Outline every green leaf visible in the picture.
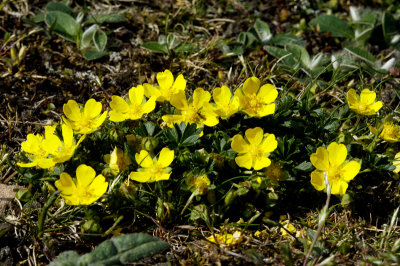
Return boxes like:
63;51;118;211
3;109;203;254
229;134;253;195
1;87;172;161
144;121;156;136
141;42;169;54
310;15;354;39
254;18;272;44
264;45;297;67
344;46;376;64
294;161;313;172
81;24;98;49
286;43;310;67
93;28;107;52
46;2;73;15
51;233;168;265
82;49;108;60
45;11;81;43
84;13;126;25
382;12;400;46
270;33;306;47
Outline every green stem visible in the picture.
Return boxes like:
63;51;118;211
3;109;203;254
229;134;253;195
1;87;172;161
37;190;60;238
303;177;332;266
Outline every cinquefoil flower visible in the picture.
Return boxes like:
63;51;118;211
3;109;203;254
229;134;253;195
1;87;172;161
144;69;186;102
347;89;383;116
63;99;107;134
17;126;57;169
310;142;360;195
55;164;108;205
104;147;132;175
130;148;174;183
50;124;86;164
162;88;219;129
207;231;242;246
234;77;278;117
109;85;157;122
231;127;277;170
212;85;239;119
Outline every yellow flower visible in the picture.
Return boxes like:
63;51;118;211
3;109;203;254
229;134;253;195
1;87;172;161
17;126;57;169
234;77;278;117
143;69;186;102
55;164;108;205
63;99;107;134
109;85;157;122
212;85;239;119
104;147;132;175
207;231;242;246
185;173;211;195
231;127;277;170
347;88;383;116
129;148;174;182
280;220;297;236
162;88;219;129
393;152;400;174
50;124;86;164
310;142;361;195
374;122;400;143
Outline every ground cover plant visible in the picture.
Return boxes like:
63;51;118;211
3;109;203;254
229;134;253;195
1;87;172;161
1;0;400;265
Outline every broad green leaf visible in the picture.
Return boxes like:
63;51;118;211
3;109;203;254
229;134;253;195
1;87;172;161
382;12;399;45
84;13;126;25
286;43;310;67
254;18;272;44
270;33;306;47
81;24;98;49
49;251;80;266
264;45;296;67
45;11;81;43
294;161;313;172
82;49;108;60
93;28;107;52
46;2;73;15
141;42;169;54
344;46;375;64
310;15;354;39
144;121;156;136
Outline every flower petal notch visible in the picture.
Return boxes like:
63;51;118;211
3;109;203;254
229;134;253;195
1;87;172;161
62;99;107;134
55;164;108;205
309;142;361;195
347;88;383;116
234;77;278;117
129;148;174;183
143;69;186;103
231;127;277;170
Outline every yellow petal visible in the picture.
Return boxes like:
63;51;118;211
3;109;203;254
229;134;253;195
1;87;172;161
245;127;264;146
256;103;276;117
155;172;171;181
37;158;56;169
369;101;383;113
55;172;76;195
242;77;260;95
327;142;347;167
62;124;74;148
76;164;96;188
393;152;400;173
346;89;358;106
193;88;211;108
129;171;151;182
157;148;174;168
253;156;271;170
84;99;102;119
340;161;360;181
359;89;376;105
129;85;144;107
259;133;278;153
310;147;329;171
110;96;129;113
213;86;231;107
169;91;188;110
310;171;325;191
88;174;108;199
109;110;127;122
63;100;81;121
157;69;174;91
172;74;186;93
143;83;161;99
135;150;153;168
231;134;250;154
141;97;157;114
258;84;278;103
330;180;348;195
235;154;253;169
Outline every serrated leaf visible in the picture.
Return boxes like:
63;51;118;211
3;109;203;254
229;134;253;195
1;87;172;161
83;49;108;60
84;13;126;25
310;15;354;39
254;18;272;44
294;161;313;172
45;11;81;43
81;24;98;49
344;46;375;64
93;28;107;52
165;126;179;144
46;2;73;15
141;42;169;54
